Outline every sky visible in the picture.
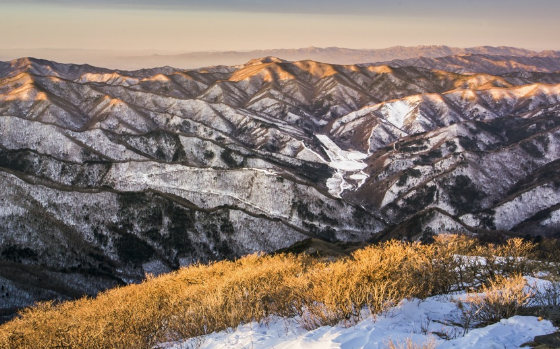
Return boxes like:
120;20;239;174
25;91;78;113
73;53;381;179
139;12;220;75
0;0;559;53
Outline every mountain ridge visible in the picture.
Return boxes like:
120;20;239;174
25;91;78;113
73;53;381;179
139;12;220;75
1;54;560;322
1;45;552;70
372;52;560;74
118;45;543;69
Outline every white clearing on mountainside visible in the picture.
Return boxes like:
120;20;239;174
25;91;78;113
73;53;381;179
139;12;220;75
315;134;369;197
379;98;419;130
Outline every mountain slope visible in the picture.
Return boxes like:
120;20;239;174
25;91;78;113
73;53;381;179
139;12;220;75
1;55;560;320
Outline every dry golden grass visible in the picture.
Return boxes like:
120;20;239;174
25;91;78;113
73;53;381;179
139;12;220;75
385;337;437;349
0;235;542;348
457;273;535;329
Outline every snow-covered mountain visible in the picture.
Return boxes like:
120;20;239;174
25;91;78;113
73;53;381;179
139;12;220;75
1;54;560;321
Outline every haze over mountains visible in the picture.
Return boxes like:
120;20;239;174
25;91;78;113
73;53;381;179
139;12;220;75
1;47;560;321
0;45;552;70
375;51;560;74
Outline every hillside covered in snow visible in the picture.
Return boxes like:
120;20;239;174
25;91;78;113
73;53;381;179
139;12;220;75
1;51;560;319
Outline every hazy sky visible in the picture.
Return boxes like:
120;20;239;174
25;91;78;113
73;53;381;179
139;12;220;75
1;0;559;52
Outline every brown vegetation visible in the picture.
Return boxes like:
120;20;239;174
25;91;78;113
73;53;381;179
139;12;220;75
385;337;437;349
457;274;534;329
0;235;551;349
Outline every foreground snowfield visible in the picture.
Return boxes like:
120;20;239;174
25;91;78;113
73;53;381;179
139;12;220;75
160;278;557;349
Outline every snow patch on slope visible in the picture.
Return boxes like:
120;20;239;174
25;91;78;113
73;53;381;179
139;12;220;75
379;98;420;130
316;134;369;197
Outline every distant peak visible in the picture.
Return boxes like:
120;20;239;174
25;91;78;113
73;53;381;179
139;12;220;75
245;56;289;66
10;57;50;66
535;50;560;58
9;57;36;67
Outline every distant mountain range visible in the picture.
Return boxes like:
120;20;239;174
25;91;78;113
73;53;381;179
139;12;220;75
1;45;554;70
1;48;560;321
372;51;560;74
116;45;541;70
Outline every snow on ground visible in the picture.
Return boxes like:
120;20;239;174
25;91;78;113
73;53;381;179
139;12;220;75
159;277;557;349
315;134;369;197
379;99;419;130
437;317;551;349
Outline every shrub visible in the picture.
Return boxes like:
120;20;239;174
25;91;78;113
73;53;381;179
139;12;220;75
531;280;560;308
457;274;534;330
0;235;541;348
534;238;560;277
